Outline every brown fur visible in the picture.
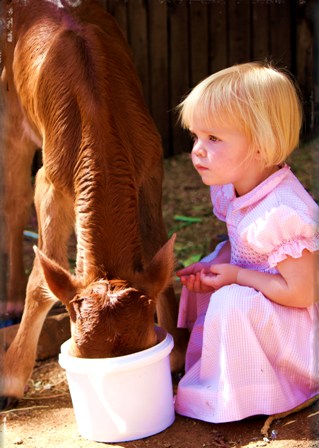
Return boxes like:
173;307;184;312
0;0;187;398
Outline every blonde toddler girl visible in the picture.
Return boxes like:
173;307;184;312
175;62;319;422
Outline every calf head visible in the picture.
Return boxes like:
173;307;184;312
34;236;176;358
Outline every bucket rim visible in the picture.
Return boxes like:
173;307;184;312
58;325;174;374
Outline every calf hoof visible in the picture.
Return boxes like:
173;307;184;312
0;396;18;411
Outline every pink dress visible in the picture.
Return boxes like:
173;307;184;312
175;165;319;423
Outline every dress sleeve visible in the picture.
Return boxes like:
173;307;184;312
241;205;319;267
210;185;234;221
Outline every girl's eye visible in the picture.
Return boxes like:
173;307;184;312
209;135;220;142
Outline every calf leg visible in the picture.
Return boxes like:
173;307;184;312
1;167;74;398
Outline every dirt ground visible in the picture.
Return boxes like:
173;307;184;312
1;357;319;448
1;139;319;448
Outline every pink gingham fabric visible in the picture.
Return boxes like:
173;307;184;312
175;165;319;422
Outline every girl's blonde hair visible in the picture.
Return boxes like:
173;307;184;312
178;62;303;167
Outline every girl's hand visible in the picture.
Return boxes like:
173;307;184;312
176;240;232;293
179;270;216;294
200;263;240;290
177;262;216;293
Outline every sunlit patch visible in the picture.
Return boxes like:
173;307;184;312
45;0;82;8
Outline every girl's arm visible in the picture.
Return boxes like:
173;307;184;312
201;249;318;308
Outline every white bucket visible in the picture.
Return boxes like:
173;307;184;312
59;326;175;443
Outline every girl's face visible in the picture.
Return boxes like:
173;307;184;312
189;115;269;196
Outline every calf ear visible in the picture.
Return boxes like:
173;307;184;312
33;246;77;305
135;234;176;299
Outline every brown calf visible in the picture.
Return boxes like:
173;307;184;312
0;0;187;400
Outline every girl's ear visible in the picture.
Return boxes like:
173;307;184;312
33;246;77;306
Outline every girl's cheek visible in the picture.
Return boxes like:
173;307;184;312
191;154;198;168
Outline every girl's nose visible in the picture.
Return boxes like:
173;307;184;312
192;140;206;157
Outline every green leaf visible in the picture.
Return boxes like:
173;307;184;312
174;215;202;223
181;253;202;267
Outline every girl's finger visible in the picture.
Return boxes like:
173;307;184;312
176;264;198;276
185;274;196;291
192;272;202;291
177;262;209;277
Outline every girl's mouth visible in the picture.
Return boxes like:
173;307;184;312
194;164;209;172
